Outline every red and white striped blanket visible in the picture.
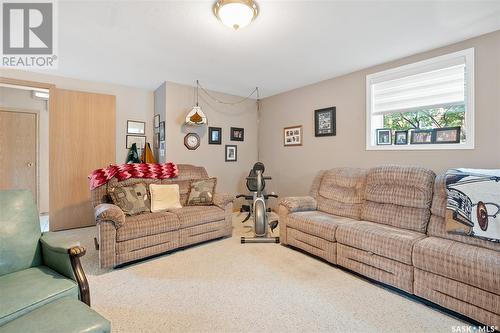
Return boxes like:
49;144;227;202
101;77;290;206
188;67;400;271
88;163;178;190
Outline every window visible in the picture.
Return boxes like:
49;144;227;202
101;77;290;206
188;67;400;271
366;48;474;150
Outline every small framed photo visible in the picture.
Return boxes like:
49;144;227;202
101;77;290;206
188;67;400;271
230;127;244;141
225;145;237;162
394;130;408;145
376;128;392;145
154;114;160;128
314;107;336;137
126;135;146;149
159;121;165;141
433;126;461;144
159;141;165;157
410;129;433;144
127;120;145;135
154;133;160;148
209;127;222;145
284;125;303;146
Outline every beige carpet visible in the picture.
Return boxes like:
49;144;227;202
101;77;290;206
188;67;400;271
58;214;465;333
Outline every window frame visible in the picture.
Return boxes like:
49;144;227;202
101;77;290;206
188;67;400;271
365;48;475;151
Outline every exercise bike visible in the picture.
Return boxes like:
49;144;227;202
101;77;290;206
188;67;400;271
236;162;280;244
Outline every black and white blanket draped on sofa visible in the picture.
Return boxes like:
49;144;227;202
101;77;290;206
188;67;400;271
445;168;500;243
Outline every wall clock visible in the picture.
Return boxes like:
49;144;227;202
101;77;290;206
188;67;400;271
184;133;200;150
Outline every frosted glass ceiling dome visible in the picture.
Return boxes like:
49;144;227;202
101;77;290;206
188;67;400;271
213;0;259;30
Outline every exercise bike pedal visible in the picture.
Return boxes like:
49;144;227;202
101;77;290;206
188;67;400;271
240;205;250;212
269;220;279;233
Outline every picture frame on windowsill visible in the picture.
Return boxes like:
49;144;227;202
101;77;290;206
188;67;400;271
394;130;408;145
376;128;392;145
410;129;434;144
433;126;461;144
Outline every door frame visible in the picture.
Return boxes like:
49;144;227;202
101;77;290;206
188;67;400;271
0;107;40;207
0;78;55;214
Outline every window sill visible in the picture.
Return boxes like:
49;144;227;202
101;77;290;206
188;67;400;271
366;143;474;151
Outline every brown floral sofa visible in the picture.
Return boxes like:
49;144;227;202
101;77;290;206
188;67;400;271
91;164;233;268
279;166;499;327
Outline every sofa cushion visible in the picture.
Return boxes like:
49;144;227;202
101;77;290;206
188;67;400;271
117;212;180;242
0;297;111;333
413;237;500;295
316;168;367;220
336;220;426;264
149;184;182;212
107;183;150;216
287;211;355;242
171;206;225;228
429;175;500;252
160;179;191;206
361;166;435;232
186;178;217;206
0;266;79;326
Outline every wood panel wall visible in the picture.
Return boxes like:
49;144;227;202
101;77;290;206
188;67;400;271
50;89;115;231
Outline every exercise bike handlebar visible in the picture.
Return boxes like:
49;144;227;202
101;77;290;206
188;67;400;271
246;176;272;180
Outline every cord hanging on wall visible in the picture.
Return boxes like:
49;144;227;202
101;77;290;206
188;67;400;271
197;80;259;106
185;80;260;126
185;80;208;126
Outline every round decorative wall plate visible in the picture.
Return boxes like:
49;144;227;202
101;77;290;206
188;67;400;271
184;133;200;150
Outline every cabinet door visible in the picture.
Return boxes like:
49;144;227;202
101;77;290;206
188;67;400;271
50;89;115;231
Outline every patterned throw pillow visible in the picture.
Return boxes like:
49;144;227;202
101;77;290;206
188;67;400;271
107;183;150;216
186;178;217;206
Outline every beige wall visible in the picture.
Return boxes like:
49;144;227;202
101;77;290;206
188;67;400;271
1;69;154;164
0;87;49;213
259;31;500;199
157;81;258;195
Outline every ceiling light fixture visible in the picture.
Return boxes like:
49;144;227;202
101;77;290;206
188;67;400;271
213;0;259;30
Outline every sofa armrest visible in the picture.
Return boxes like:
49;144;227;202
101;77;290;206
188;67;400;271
279;196;317;213
40;233;90;306
213;193;235;209
95;203;125;229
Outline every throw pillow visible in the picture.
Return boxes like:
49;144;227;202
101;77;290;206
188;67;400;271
186;178;217;206
445;168;500;243
149;184;182;212
107;183;150;216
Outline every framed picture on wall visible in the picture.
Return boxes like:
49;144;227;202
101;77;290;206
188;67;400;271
159;121;165;141
230;127;244;141
127;120;145;135
225;145;237;162
283;125;303;146
154;133;160;148
314;107;336;137
209;127;222;144
154;114;160;128
126;135;146;149
159;141;165;157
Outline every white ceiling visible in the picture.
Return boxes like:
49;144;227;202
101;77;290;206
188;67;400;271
44;0;500;97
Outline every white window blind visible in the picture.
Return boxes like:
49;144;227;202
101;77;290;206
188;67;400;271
366;48;474;150
371;62;466;115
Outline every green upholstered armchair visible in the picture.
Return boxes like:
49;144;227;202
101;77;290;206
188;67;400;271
0;190;90;326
